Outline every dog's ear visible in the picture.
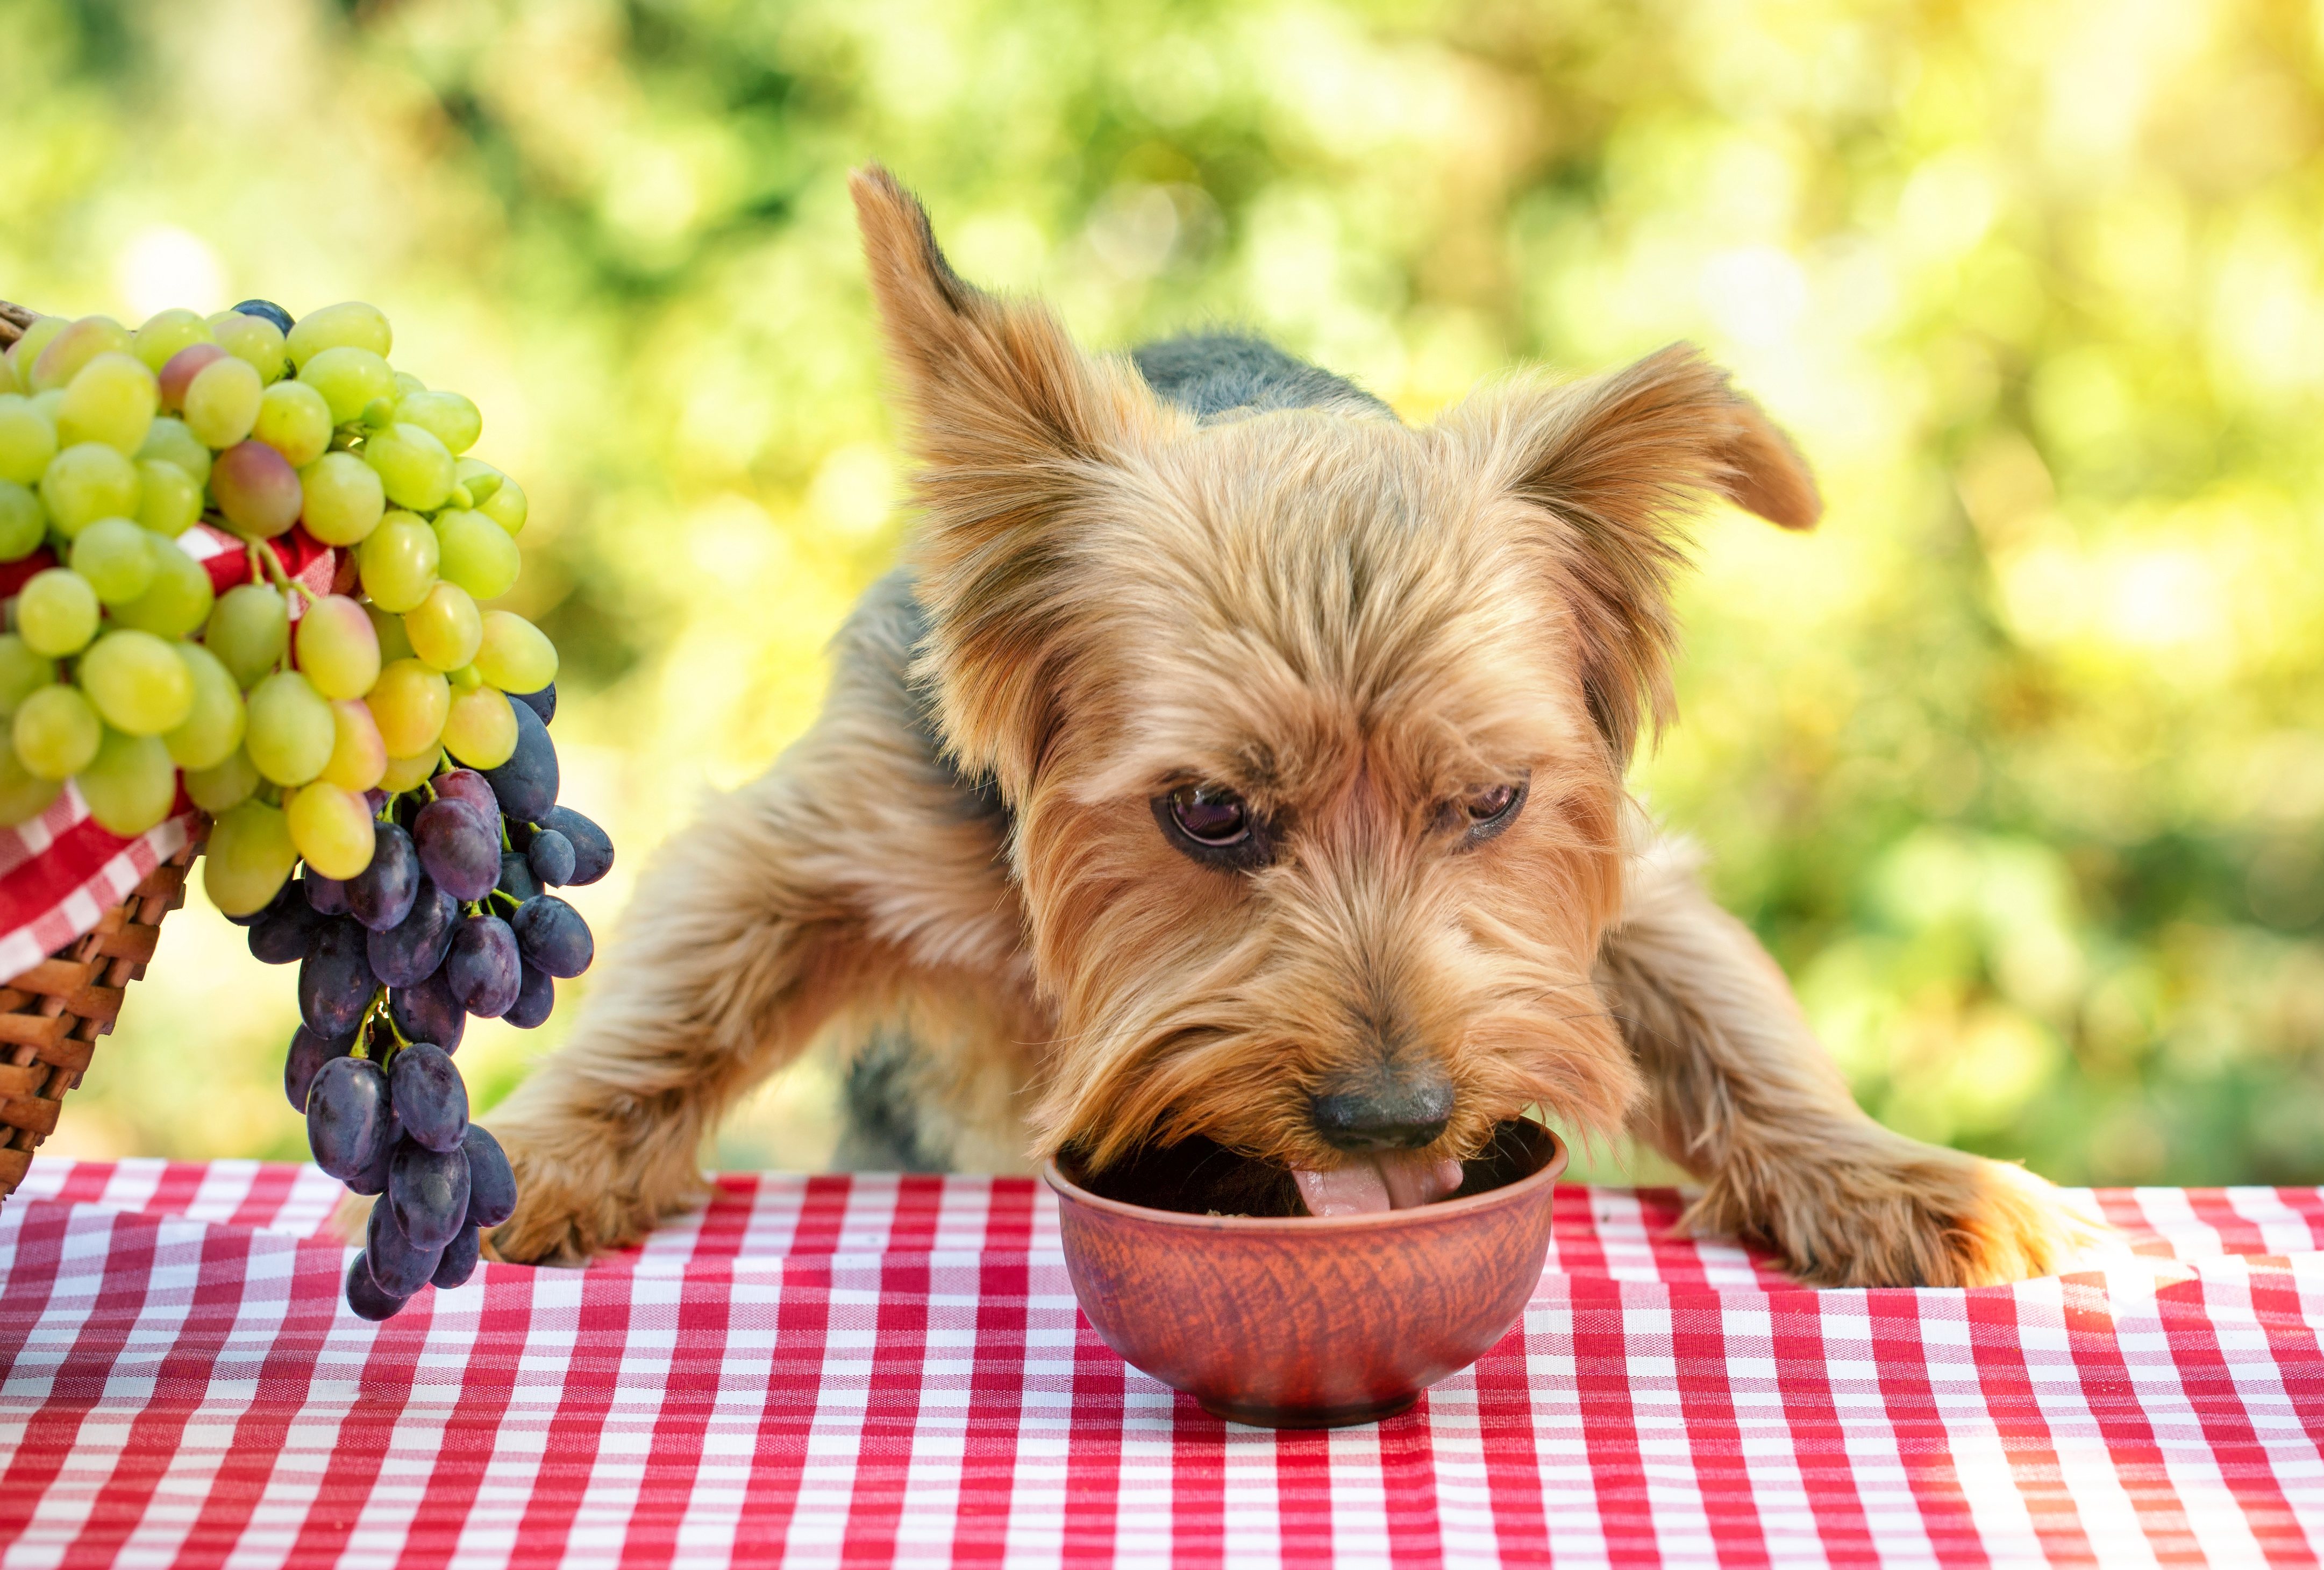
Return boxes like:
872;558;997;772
850;165;1156;797
1483;343;1819;768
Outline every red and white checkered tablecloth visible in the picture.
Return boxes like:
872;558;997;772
2;1160;2322;1567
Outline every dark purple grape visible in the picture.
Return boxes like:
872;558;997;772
390;1042;468;1153
232;299;295;334
250;897;326;965
298;918;378;1039
345;1252;410;1321
497;851;540;904
483;698;557;821
284;1025;355;1112
445;914;521;1018
505;961;553;1029
390;1140;472;1252
348;822;419;933
366;1188;443;1295
510;683;554;724
368;879;458;988
432;1225;481;1289
345;1113;397;1196
414;798;499;903
304;875;350;916
432;768;498;819
307;1055;391;1183
511;894;592;979
537;807;612;886
527;829;575;887
389;968;465;1056
463;1124;517;1228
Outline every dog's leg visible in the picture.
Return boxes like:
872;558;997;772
489;574;1023;1264
1598;840;2098;1287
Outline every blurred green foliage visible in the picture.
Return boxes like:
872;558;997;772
4;0;2322;1185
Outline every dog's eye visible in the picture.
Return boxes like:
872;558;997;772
1152;785;1272;870
1171;785;1249;843
1453;777;1527;845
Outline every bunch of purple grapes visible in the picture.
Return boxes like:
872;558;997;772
236;683;611;1319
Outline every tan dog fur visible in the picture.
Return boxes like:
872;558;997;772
487;167;2096;1287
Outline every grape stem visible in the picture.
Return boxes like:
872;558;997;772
247;539;319;607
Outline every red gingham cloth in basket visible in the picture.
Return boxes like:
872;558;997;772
2;1160;2322;1566
0;792;199;983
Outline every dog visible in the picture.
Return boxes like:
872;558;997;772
487;165;2093;1286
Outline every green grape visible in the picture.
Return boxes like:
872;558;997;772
184;746;259;813
391;372;427;397
320;698;387;791
132;309;213;374
183;356;263;449
448;662;483;691
244;669;334;785
355;510;439;612
0;739;61;827
365;601;415;664
39;442;139;536
30;318;131;394
474;609;558;694
287;780;376;878
298;345;394;424
112;536;216;639
30;389;65;422
77;728;176;836
69;518;156;605
210;312;287;383
362;422;455;512
12;684;100;778
16;569;99;657
285;302;392;368
0;637;55;719
404;581;482;673
380;752;437;794
6;318;66;386
433;508;521;601
135;417;211;484
56;353;158;455
157;344;226;411
365;658;450;758
79;629;195;735
393;390;482;455
204;583;290;687
294;594;381;699
0;481;44;562
165;642;244;770
210;441;302;538
0;394;60;485
203;797;297;916
441;685;517;769
296;451;385;545
0;356;13;398
476;471;525;535
134;457;202;536
252;379;332;467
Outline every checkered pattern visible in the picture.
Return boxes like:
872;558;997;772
2;1160;2321;1567
0;797;198;985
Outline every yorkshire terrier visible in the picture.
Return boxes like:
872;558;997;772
488;166;2092;1285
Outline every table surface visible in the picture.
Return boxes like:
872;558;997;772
1;1159;2321;1568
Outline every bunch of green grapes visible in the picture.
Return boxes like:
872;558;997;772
0;301;559;916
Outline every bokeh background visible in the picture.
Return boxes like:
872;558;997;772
5;0;2322;1186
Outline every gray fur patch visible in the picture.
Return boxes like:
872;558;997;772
1132;333;1394;422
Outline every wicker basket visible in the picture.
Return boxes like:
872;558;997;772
0;300;209;1204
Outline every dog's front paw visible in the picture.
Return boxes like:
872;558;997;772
486;1117;707;1267
1687;1148;2106;1288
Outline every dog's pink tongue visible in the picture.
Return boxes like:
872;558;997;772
1293;1155;1464;1217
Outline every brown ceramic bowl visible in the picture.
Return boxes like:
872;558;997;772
1044;1119;1566;1428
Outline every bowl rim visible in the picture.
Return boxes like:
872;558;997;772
1040;1119;1569;1234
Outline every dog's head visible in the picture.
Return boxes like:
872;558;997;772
851;167;1817;1196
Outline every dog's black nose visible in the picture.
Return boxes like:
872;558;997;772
1310;1071;1453;1152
